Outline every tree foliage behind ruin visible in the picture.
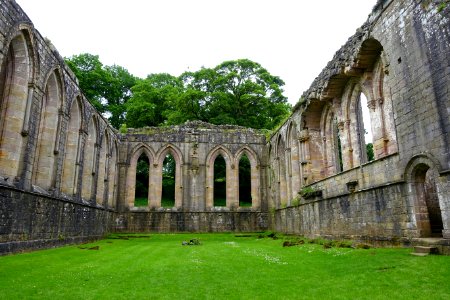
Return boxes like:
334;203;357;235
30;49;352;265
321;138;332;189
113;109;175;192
66;54;291;131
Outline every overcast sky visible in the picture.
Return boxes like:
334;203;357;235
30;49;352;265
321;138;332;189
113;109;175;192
16;0;376;105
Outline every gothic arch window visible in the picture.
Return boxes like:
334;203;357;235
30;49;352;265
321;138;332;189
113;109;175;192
155;145;183;208
206;146;233;208
341;39;397;167
61;97;82;196
236;147;260;209
135;152;150;207
358;92;374;162
161;153;176;207
213;154;227;207
320;105;343;176
126;145;154;208
0;30;35;182
238;153;252;207
32;69;62;190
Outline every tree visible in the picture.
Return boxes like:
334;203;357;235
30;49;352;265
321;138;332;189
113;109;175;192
65;53;136;128
208;59;291;129
126;73;182;127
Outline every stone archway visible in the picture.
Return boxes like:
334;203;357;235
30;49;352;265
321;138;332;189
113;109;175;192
405;156;444;238
414;165;443;237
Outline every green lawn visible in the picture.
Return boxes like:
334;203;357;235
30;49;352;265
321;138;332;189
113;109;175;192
134;197;175;207
1;233;449;299
137;197;253;208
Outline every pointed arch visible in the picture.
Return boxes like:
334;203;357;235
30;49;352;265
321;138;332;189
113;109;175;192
340;38;397;166
235;146;261;209
205;145;234;208
154;144;183;208
32;68;63;190
0;28;36;182
81;116;98;200
125;145;155;208
61;96;83;196
320;103;343;176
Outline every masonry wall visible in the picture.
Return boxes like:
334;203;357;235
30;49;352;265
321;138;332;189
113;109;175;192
0;186;111;253
270;0;450;243
0;0;118;254
113;122;269;232
113;212;268;233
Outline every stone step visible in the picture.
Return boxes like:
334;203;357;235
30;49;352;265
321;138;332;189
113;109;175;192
413;246;438;254
410;252;429;257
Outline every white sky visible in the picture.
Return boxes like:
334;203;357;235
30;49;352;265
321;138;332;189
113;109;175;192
16;0;376;105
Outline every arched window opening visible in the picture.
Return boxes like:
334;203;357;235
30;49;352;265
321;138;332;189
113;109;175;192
213;155;226;207
134;153;149;207
359;93;374;162
162;154;175;207
238;154;252;207
334;118;344;172
414;166;443;237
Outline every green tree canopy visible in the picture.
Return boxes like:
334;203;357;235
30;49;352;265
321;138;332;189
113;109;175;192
65;53;136;128
66;54;291;131
163;59;291;130
126;73;182;128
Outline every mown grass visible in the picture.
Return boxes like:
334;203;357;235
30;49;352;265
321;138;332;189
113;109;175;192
134;197;175;207
1;233;450;299
137;197;253;208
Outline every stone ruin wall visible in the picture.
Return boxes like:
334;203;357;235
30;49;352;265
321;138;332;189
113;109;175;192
113;122;269;232
1;0;450;254
269;0;450;245
0;0;118;253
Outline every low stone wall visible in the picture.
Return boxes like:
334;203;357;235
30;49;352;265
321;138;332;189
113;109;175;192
112;211;269;232
0;186;112;254
272;182;408;242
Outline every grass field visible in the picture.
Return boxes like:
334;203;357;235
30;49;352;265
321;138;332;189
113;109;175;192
1;233;450;299
135;197;253;208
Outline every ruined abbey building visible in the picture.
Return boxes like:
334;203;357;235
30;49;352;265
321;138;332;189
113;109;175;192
1;0;449;254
